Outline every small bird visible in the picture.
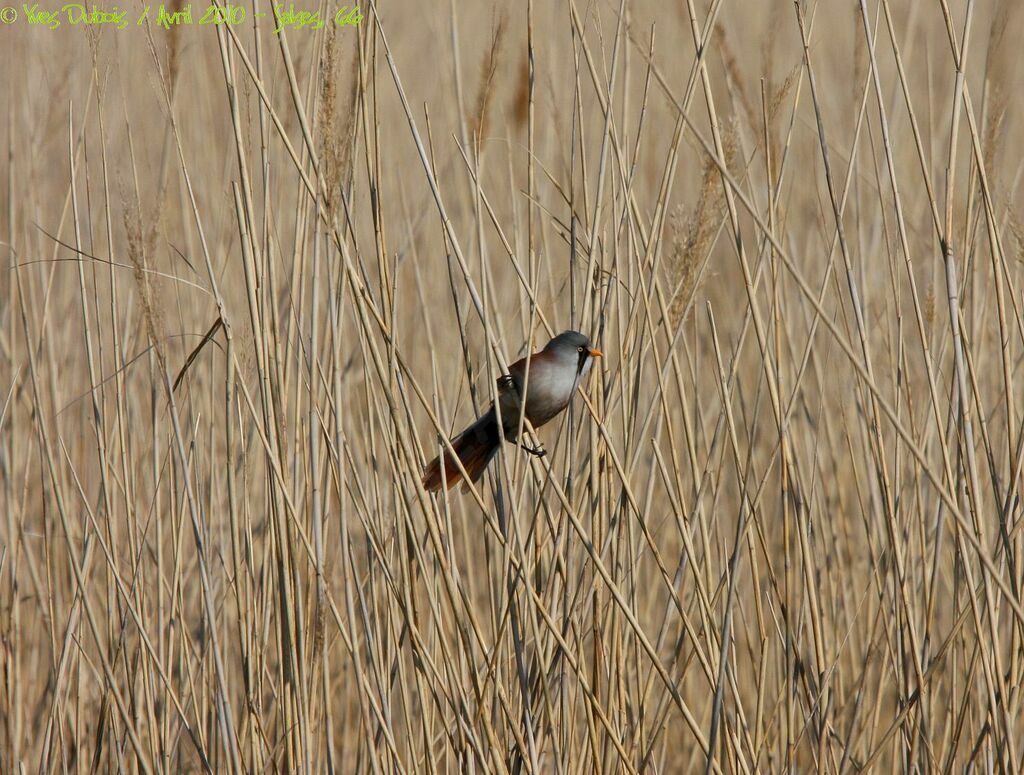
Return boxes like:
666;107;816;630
422;330;603;492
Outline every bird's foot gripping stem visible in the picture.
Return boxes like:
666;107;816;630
519;442;546;458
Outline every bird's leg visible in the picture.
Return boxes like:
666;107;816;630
497;378;545;456
501;432;546;457
518;442;546;458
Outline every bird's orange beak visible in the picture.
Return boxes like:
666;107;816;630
589;347;603;358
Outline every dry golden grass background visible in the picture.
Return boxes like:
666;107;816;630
3;0;1024;771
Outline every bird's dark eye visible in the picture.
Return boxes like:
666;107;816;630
578;345;584;353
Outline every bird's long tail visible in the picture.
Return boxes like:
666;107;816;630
422;408;501;492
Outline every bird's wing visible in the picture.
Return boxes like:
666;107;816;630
498;353;531;393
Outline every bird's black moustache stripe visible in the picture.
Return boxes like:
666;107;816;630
577;350;588;375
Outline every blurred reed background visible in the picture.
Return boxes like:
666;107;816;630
2;0;1024;770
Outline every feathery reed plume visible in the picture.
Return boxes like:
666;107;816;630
511;50;530;132
765;64;799;162
666;122;738;328
981;4;1010;177
318;27;358;212
121;183;166;373
165;0;185;93
714;26;756;132
923;282;935;330
469;13;507;145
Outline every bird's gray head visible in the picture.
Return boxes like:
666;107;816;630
544;330;603;375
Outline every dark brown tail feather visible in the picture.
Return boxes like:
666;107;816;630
422;409;500;492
